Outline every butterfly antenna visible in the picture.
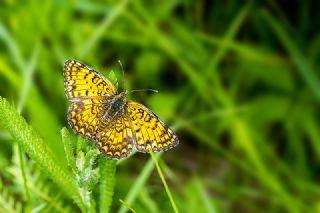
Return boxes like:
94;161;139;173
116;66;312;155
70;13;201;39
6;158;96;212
129;89;159;94
118;60;126;90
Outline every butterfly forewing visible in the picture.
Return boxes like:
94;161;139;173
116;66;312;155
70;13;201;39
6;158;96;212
127;101;179;152
64;60;116;99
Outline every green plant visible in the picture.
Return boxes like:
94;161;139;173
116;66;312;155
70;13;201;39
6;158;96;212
1;1;320;212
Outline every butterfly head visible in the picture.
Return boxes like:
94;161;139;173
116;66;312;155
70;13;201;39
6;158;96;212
118;91;128;100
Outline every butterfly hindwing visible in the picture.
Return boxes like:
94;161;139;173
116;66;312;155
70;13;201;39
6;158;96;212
128;101;179;152
64;60;116;99
95;116;134;159
67;98;111;139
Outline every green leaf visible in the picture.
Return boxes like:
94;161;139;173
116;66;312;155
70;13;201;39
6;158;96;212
99;157;117;213
0;97;87;212
108;69;119;88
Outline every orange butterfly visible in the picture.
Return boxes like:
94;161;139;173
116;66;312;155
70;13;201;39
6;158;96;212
64;60;178;159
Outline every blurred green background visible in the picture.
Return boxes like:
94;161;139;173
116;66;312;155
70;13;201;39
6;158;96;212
1;0;320;212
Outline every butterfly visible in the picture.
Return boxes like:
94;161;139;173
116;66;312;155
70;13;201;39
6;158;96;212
64;60;179;159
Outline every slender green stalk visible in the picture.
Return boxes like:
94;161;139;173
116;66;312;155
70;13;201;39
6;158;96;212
16;42;40;211
206;2;252;107
79;0;130;58
206;2;252;78
17;43;40;113
0;23;25;71
149;149;179;213
197;32;285;65
118;153;161;213
18;146;30;206
119;199;136;213
99;157;117;213
194;178;216;213
138;188;160;213
262;10;320;100
123;5;210;105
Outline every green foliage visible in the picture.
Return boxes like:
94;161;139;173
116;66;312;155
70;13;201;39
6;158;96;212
118;153;162;213
99;157;117;213
149;148;179;213
108;69;119;89
1;0;320;212
6;144;72;212
0;97;73;190
61;127;118;213
0;97;84;210
0;178;22;213
0;98;119;212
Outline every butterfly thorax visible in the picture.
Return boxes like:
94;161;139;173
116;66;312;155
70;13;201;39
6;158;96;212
111;91;127;110
100;91;128;128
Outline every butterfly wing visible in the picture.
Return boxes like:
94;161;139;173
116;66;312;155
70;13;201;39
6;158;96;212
64;60;116;100
67;98;114;140
95;116;135;159
127;101;179;153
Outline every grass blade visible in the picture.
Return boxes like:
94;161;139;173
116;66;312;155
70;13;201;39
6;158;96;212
117;153;161;213
262;10;320;100
79;0;130;58
149;149;179;213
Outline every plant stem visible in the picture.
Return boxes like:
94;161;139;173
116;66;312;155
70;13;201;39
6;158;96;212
149;149;179;213
99;157;117;213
